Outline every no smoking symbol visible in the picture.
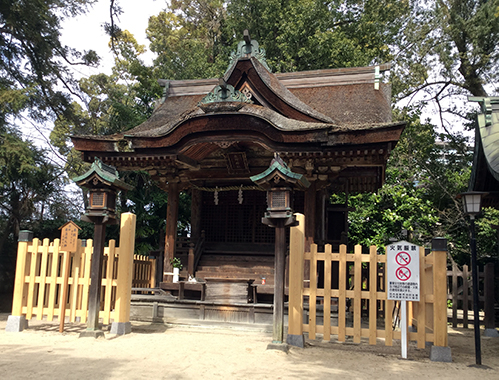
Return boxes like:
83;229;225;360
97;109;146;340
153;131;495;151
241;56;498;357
396;267;411;281
395;252;411;266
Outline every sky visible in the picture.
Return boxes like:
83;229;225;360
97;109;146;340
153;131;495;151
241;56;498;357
60;0;168;78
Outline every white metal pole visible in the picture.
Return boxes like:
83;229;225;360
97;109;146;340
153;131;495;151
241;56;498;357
401;300;407;359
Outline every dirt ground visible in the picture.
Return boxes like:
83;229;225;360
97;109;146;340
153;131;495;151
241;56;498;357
0;313;498;380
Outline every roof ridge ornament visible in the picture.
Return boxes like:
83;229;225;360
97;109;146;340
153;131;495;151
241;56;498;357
225;30;271;74
199;78;253;105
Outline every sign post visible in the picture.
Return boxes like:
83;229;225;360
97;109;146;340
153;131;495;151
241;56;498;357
387;241;420;359
58;221;81;333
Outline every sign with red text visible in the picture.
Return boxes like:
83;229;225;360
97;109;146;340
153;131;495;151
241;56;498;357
387;241;420;301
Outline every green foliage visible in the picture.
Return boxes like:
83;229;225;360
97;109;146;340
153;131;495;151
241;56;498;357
476;207;499;260
118;172;168;255
347;110;475;262
0;0;99;126
392;0;499;116
226;0;409;72
348;184;438;249
170;257;183;269
0;128;78;255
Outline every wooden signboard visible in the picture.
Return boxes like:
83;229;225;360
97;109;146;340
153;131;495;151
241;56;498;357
59;221;81;252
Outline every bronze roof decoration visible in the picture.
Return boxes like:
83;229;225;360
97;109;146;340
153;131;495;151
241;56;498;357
70;31;405;194
226;29;271;74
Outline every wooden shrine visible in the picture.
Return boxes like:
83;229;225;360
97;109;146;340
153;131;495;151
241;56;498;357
71;32;405;291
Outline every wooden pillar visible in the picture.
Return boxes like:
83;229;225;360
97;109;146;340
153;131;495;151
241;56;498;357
191;188;202;243
304;181;316;286
273;219;286;344
84;222;106;335
429;237;452;362
316;189;326;245
163;182;179;283
287;213;305;347
304;181;316;251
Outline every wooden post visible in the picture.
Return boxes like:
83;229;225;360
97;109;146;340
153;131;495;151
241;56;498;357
11;234;31;317
111;213;136;335
82;222;106;337
188;243;195;275
304;181;316;282
5;231;32;332
429;238;452;362
463;264;469;328
272;219;286;344
190;188;202;243
287;213;305;347
304;181;316;249
416;246;426;349
452;262;458;327
58;250;71;332
483;263;498;335
164;181;179;283
433;239;448;346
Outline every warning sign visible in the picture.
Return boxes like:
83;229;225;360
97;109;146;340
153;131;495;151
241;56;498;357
387;241;420;301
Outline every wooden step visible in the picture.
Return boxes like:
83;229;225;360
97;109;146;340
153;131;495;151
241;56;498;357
194;271;275;284
198;254;274;263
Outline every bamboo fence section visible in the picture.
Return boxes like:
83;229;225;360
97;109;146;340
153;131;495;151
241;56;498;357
10;213;143;326
288;214;449;349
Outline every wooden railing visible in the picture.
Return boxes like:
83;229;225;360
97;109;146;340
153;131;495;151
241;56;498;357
192;231;205;274
132;255;156;288
9;213;136;327
447;261;495;329
288;214;449;349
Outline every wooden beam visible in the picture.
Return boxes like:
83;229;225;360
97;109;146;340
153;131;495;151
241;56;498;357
175;154;200;169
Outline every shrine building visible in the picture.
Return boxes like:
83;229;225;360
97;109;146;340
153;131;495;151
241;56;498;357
71;33;405;290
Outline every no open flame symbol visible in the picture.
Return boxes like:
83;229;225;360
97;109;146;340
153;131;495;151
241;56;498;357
395;252;411;282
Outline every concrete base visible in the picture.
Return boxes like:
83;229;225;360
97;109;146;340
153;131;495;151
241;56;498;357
5;315;28;332
79;330;106;339
484;328;499;338
110;321;132;335
286;334;305;348
267;342;289;353
430;346;452;362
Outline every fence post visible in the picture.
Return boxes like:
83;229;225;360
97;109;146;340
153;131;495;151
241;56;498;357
6;231;33;332
111;212;137;335
430;238;452;362
150;257;157;288
483;263;499;337
188;243;194;275
287;213;305;347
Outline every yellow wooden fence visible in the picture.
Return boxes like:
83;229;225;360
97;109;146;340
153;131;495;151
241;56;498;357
10;213;140;326
288;214;448;349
